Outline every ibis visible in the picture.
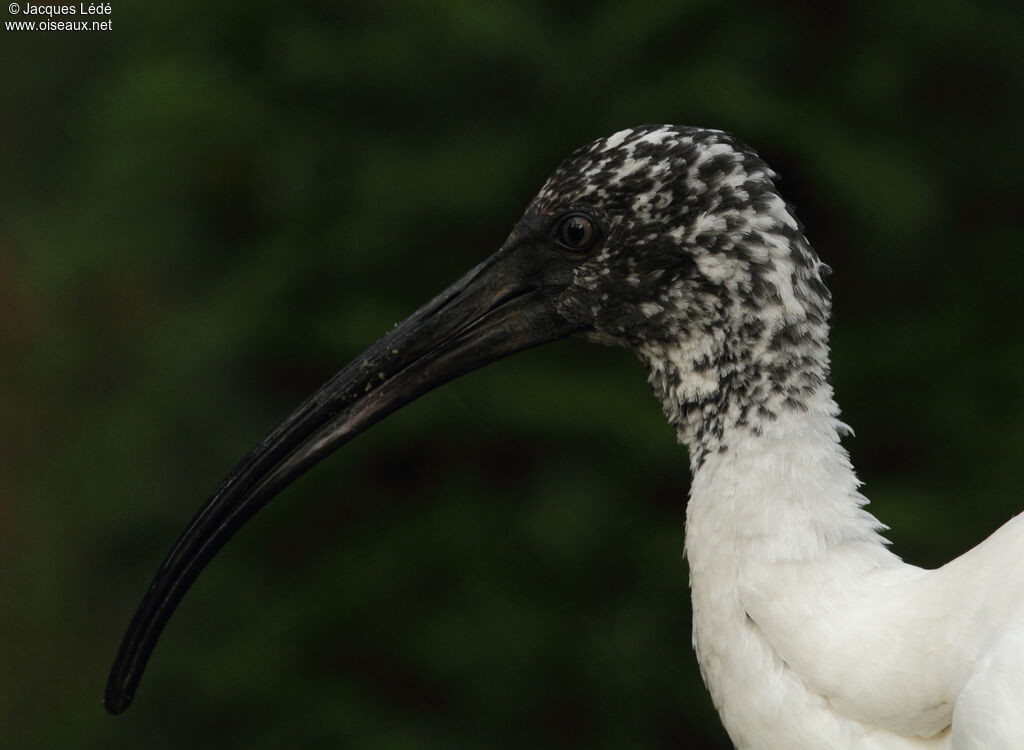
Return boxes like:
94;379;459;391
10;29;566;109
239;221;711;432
105;126;1024;748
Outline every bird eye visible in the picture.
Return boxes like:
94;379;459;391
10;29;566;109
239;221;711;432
556;213;598;253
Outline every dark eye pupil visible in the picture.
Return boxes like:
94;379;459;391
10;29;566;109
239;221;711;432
560;215;594;250
566;219;587;245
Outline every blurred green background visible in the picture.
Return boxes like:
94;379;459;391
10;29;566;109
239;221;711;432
3;1;1024;748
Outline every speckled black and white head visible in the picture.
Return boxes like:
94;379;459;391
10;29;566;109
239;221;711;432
524;125;835;467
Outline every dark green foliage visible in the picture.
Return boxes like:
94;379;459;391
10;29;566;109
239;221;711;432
2;2;1023;747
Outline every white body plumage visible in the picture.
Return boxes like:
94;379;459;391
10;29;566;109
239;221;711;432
687;401;1024;749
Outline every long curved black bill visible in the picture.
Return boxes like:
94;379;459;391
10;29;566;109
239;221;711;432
104;240;581;714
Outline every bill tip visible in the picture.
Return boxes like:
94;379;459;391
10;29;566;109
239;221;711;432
102;690;132;715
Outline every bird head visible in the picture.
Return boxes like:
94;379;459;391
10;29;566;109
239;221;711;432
516;126;834;450
535;125;830;345
105;125;833;713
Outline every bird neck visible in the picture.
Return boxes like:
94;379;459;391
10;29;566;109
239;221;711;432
641;306;837;464
686;388;888;562
641;321;889;560
675;359;900;750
